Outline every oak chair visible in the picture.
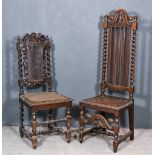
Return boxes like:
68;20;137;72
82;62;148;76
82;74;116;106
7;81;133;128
17;33;72;149
79;9;138;153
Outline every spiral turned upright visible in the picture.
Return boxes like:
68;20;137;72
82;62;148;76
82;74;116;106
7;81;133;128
100;28;108;95
130;30;137;98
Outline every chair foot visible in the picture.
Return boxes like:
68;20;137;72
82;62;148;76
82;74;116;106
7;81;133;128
66;108;72;143
113;141;118;153
113;115;120;153
130;133;134;140
48;109;53;131
32;136;37;149
66;131;71;143
19;127;24;138
129;104;134;141
19;102;24;138
79;108;84;143
31;112;38;149
79;132;83;143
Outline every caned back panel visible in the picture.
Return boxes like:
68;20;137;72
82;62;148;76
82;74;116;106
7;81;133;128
107;27;131;87
100;9;138;96
17;33;52;89
28;42;44;81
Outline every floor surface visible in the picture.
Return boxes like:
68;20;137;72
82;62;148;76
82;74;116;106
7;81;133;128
2;126;152;155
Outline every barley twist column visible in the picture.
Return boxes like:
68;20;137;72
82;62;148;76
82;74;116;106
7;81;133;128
79;108;84;143
66;107;72;143
31;112;38;149
100;23;108;96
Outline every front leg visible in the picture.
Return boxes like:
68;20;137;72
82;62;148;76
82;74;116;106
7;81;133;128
129;105;134;140
48;109;53;131
66;107;72;143
79;108;84;143
31;112;38;149
113;113;120;153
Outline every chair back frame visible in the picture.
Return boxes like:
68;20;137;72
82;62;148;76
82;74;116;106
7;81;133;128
17;33;53;95
100;9;138;98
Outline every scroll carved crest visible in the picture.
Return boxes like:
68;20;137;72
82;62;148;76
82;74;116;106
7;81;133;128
104;9;137;28
17;33;51;51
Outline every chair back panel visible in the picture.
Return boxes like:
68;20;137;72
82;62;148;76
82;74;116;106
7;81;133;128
17;33;52;93
100;9;138;97
28;42;44;81
107;27;131;87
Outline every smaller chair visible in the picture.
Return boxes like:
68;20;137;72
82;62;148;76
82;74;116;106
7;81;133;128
17;33;72;149
79;9;138;153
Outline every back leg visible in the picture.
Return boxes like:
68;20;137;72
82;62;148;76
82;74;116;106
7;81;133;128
79;108;84;143
19;102;24;138
128;105;134;140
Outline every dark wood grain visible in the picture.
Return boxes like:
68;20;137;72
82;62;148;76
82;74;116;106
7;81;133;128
17;33;72;149
79;9;138;153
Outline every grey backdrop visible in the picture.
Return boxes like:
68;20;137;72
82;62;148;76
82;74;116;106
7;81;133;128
2;0;152;128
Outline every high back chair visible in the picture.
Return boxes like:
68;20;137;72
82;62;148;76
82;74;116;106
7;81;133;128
79;9;138;153
17;33;72;149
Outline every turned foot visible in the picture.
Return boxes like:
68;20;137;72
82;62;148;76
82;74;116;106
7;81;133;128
66;108;72;143
32;136;37;149
129;104;134;141
19;102;24;138
113;141;118;153
66;131;71;143
48;109;53;131
19;127;24;138
31;112;38;149
113;114;120;153
79;109;84;143
130;133;134;140
79;132;83;143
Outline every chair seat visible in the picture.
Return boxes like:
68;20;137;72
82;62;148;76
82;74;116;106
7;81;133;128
20;92;72;107
80;95;132;110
